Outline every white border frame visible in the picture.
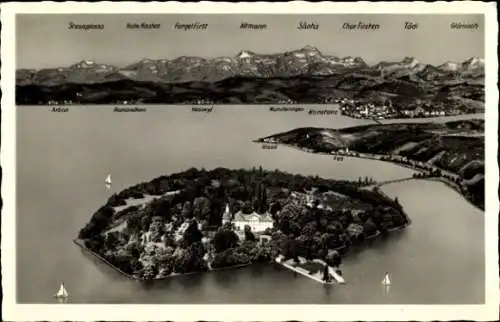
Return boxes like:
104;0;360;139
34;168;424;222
1;1;499;321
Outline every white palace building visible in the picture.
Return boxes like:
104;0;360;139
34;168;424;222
222;203;274;233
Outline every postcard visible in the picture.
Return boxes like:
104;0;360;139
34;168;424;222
1;1;498;321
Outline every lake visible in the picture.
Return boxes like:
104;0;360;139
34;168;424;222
16;106;484;304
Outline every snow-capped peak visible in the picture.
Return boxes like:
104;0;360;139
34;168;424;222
71;60;97;69
438;61;460;71
331;56;365;67
462;57;485;69
301;45;320;52
341;56;355;64
353;57;365;64
236;50;254;59
401;56;419;67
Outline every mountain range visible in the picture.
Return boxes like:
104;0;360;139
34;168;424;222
16;46;485;105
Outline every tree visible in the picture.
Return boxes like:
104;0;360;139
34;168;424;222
270;201;282;215
183;220;203;246
173;242;208;273
85;234;105;252
326;249;341;267
392;213;406;227
131;258;144;274
213;228;239;253
181;201;193;219
105;231;120;250
107;193;127;207
141;216;152;232
242;201;253;214
277;217;292;235
155;247;174;273
283;238;299;260
362;218;378;237
257;184;268;213
244;225;256;242
319;233;331;250
142;264;158;279
79;206;115;238
322;264;331;282
125;240;143;258
109;248;136;274
163;234;176;248
149;218;165;242
301;221;317;238
193;197;211;220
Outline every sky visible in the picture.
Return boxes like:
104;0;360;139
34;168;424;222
16;14;485;69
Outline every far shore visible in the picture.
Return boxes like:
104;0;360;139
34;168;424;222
19;104;484;122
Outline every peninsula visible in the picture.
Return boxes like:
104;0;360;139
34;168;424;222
255;119;484;210
76;167;410;281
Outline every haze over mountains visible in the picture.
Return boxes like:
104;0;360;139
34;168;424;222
16;46;485;105
17;46;485;86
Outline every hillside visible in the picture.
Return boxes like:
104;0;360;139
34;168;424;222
256;119;485;209
16;73;484;108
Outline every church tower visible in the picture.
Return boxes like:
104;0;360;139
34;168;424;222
222;203;232;224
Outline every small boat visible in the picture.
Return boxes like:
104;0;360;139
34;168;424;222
382;272;391;286
105;174;112;185
54;282;69;299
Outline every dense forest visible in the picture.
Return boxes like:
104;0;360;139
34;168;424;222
78;167;410;280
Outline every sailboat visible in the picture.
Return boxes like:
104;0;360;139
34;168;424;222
54;282;69;299
105;174;112;185
382;272;391;286
105;174;112;190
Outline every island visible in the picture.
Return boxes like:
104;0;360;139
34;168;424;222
255;119;484;210
76;167;410;281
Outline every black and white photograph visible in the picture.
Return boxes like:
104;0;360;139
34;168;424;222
1;2;498;321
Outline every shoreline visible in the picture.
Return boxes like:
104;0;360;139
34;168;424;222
75;219;409;283
73;238;251;281
377;173;482;211
275;218;409;285
266;142;482;211
76;166;411;283
275;259;335;285
16;104;485;121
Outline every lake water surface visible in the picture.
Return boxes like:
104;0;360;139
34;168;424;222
16;106;484;304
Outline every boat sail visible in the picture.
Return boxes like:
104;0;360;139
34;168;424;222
54;282;69;298
382;273;391;286
105;174;112;185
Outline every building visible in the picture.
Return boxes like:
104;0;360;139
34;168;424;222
290;191;317;208
222;203;274;233
414;106;426;116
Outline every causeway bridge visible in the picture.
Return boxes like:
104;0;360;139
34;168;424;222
362;176;415;190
